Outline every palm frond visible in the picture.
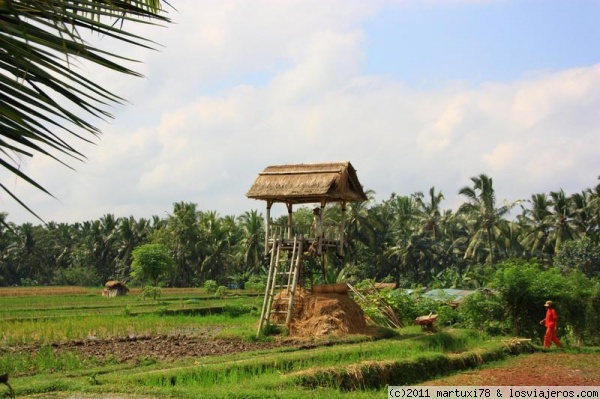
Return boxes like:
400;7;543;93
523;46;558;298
0;0;171;219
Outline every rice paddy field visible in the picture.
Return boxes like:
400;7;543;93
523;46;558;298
0;286;571;399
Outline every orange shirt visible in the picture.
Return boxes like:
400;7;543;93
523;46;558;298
545;307;558;328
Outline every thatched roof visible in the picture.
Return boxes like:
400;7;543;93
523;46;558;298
105;280;127;289
246;162;368;205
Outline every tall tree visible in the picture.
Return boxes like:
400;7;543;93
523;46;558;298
546;189;577;254
519;193;553;258
413;187;445;240
0;0;170;216
115;216;151;279
587;177;600;242
458;174;513;267
156;202;202;287
237;210;265;277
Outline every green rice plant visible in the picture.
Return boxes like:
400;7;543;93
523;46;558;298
118;328;487;392
0;345;89;376
288;340;535;391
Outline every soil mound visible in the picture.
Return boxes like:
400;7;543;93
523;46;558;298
272;286;372;337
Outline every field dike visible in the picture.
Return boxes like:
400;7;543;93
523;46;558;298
288;339;535;391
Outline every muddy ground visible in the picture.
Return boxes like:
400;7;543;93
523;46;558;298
7;333;328;364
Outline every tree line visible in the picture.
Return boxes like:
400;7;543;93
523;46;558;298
1;173;599;288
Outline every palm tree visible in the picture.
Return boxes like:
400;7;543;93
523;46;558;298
237;210;264;276
587;177;600;242
546;189;577;254
0;0;170;217
115;216;151;279
519;193;553;257
458;174;513;267
0;213;19;285
570;190;594;238
413;187;445;240
163;202;202;287
345;189;378;262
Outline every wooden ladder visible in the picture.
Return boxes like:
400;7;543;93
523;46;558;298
256;236;303;337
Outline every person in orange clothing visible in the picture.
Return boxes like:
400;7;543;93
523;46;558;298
539;300;563;348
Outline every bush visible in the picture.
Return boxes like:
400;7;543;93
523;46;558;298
141;286;162;301
223;303;253;317
585;282;600;345
245;275;266;292
215;285;229;298
459;259;600;345
457;289;507;335
204;280;218;294
489;259;558;338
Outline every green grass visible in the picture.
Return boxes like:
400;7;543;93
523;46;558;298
0;292;262;346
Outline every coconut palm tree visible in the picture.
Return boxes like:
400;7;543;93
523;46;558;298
237;210;265;276
0;0;170;217
413;187;445;240
345;189;378;261
519;193;553;257
458;174;513;267
546;189;577;254
587;177;600;242
115;216;151;279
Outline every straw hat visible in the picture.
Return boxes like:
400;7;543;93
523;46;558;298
544;300;553;307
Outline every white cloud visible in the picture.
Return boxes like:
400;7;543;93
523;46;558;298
2;1;599;223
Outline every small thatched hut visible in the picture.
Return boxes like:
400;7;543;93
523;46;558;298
102;280;129;297
246;161;367;205
246;161;368;256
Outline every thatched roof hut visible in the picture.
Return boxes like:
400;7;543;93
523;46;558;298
102;280;129;297
246;161;367;205
247;162;368;257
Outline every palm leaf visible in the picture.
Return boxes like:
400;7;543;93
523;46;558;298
0;0;171;220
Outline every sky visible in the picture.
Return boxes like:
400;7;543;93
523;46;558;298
2;0;599;224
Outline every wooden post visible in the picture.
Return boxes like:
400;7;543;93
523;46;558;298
286;203;293;240
265;201;272;256
318;202;325;255
339;201;346;256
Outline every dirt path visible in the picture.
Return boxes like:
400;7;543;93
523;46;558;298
425;352;600;386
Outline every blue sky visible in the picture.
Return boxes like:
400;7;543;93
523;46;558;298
1;0;599;224
365;1;600;87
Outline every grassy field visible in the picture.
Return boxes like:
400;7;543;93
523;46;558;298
0;286;540;398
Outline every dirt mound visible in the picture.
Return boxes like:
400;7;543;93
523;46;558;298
272;287;373;337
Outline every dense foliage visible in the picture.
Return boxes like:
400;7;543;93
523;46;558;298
1;175;599;290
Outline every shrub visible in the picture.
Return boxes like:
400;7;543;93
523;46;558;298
489;259;555;338
141;286;162;301
204;280;218;294
245;275;266;292
585;282;600;345
457;289;507;335
215;285;229;298
223;304;252;317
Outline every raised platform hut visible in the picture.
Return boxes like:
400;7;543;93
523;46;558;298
246;161;368;257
